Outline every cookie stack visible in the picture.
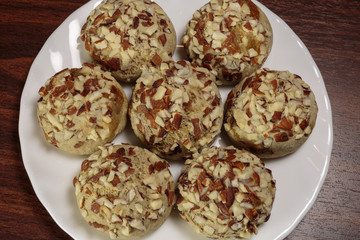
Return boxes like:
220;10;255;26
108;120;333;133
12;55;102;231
36;0;318;239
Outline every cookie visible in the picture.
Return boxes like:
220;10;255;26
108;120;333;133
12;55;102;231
37;63;128;155
81;0;176;83
73;144;176;239
224;68;318;158
176;146;276;239
182;0;273;85
128;60;223;159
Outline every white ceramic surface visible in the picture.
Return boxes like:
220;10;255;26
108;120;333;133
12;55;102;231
19;0;333;239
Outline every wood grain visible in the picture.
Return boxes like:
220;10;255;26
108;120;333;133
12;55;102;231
0;0;359;239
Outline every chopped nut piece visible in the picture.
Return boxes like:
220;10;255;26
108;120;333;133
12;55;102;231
151;53;162;66
150;199;163;210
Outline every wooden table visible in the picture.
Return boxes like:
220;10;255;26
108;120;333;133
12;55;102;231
1;0;359;239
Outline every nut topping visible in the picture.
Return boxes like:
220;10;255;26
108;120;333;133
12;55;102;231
74;144;175;239
129;60;223;159
37;63;128;155
182;0;273;85
177;146;276;239
224;68;318;158
81;0;176;82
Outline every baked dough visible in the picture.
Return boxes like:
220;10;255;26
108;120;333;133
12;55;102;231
37;63;128;155
81;0;176;83
182;0;273;85
128;60;223;159
224;68;318;158
176;146;276;239
74;144;176;239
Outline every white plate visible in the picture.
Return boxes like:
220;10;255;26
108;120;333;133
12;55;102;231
19;0;333;239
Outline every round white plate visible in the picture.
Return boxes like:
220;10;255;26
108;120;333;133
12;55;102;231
19;0;333;239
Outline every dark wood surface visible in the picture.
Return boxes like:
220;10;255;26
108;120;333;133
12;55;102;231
1;0;359;239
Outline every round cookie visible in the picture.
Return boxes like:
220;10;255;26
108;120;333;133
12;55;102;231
73;144;176;239
37;63;128;155
81;0;176;83
182;0;273;85
128;60;223;159
224;68;318;158
176;146;276;239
